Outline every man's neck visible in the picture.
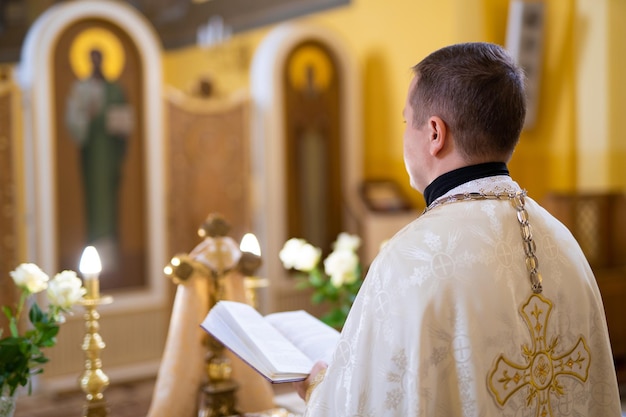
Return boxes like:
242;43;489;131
423;162;510;206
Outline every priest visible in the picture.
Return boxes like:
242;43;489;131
295;42;622;416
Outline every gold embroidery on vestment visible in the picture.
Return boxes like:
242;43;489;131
487;293;591;416
305;367;327;403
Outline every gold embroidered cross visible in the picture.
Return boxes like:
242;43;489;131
488;294;591;416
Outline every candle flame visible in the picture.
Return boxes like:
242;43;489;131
80;246;102;275
240;233;261;256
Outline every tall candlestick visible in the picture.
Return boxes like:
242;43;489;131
78;245;112;417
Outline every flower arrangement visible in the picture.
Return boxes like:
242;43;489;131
279;233;363;329
0;263;86;397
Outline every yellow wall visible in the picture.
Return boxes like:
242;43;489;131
574;0;626;192
162;0;622;207
507;0;577;197
608;0;626;190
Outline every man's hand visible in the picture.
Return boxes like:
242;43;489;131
293;360;328;401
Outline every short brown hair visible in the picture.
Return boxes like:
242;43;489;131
411;42;526;161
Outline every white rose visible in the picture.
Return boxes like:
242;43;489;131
10;263;49;294
324;249;359;287
333;233;361;252
279;238;306;269
47;270;86;309
294;243;322;272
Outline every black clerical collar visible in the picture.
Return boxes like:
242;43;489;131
423;162;510;206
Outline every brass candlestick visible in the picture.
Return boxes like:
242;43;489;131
79;296;113;417
239;233;267;309
78;246;113;417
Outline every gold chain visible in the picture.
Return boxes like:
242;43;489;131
422;190;543;293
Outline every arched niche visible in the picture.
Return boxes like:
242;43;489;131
250;22;362;312
18;1;165;310
17;1;166;388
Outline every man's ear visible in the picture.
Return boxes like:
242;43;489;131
428;116;447;156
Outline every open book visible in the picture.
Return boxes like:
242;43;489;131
201;300;340;383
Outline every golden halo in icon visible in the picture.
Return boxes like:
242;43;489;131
288;44;333;92
69;27;125;81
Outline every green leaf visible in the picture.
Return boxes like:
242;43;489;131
320;286;338;302
326;284;339;296
40;336;58;348
0;338;21;362
320;308;347;329
309;273;324;287
311;292;326;304
29;303;44;324
9;317;18;337
0;338;31;395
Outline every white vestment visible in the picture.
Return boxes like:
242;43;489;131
305;176;622;417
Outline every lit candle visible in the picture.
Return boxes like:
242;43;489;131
240;233;261;256
79;246;102;299
239;233;267;308
238;233;262;277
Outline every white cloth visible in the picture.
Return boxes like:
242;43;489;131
305;176;622;416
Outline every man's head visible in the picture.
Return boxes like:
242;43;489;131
403;42;526;192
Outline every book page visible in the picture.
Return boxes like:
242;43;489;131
203;301;313;381
264;310;340;365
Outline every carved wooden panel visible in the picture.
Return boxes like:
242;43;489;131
0;83;18;332
542;192;626;383
165;89;251;257
612;194;626;263
542;192;624;268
